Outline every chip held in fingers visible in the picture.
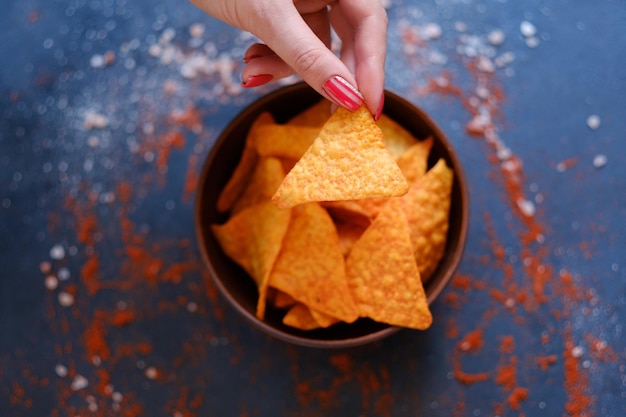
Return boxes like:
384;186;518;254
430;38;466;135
272;105;409;209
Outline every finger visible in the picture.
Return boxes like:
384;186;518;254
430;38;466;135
243;43;274;63
250;2;364;112
242;53;296;86
331;0;388;118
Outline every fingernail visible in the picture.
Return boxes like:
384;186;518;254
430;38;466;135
242;74;273;88
242;54;261;63
322;76;363;112
374;92;385;121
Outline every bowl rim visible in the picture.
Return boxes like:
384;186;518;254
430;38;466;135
194;82;469;349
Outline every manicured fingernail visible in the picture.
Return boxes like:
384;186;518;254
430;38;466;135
374;92;385;121
242;54;261;63
322;76;363;112
241;74;273;88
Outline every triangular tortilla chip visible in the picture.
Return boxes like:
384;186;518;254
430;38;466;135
402;159;453;282
287;99;331;127
309;307;340;328
255;124;321;160
396;136;433;183
345;197;432;329
272;106;409;209
282;303;322;330
230;157;285;215
217;112;274;212
211;201;291;319
376;113;420;159
268;203;358;323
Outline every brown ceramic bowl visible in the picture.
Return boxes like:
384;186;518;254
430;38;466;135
195;82;469;348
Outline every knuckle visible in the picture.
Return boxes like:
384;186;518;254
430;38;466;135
292;46;324;75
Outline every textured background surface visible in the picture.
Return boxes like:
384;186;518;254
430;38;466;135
1;0;625;416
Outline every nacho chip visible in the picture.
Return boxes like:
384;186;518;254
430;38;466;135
402;159;453;282
217;112;274;212
345;197;432;330
309;308;340;328
322;200;372;227
282;303;322;330
287;99;331;128
333;218;369;257
230;157;285;215
272;106;409;209
376;113;420;159
268;203;358;323
269;288;297;309
396;136;434;183
211;201;291;319
255;124;321;160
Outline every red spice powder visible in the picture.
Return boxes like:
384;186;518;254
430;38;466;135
563;326;594;417
457;328;484;352
536;355;558;371
452;356;490;385
507;387;529;411
83;310;111;362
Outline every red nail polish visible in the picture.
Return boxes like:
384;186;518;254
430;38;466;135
374;92;385;121
322;76;363;112
242;74;273;88
243;54;261;63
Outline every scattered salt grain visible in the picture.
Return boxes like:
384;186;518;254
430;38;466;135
58;267;70;281
40;261;52;274
422;23;442;40
50;244;65;260
90;54;105;68
55;364;68;377
487;29;505;46
145;367;158;380
189;23;205;38
71;374;89;391
525;37;540;48
112;392;123;406
517;199;536;217
520;21;537;37
187;301;198;313
593;154;607;168
571;345;584;358
476;56;495;73
58;291;74;307
586;114;601;130
84;111;110;130
44;275;59;290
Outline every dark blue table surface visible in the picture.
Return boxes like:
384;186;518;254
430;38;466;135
1;1;625;416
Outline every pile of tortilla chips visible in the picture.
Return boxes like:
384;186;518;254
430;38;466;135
211;100;454;331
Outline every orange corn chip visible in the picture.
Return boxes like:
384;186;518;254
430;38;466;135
272;106;409;209
211;201;291;319
268;203;359;323
396;136;434;183
402;159;453;282
282;303;322;330
255;124;321;160
287;99;331;127
270;288;297;309
376;113;419;159
230;157;285;215
322;200;372;227
334;218;369;257
309;308;340;328
217;112;274;212
345;197;432;330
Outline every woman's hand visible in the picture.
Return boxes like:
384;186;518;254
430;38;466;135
189;0;388;119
